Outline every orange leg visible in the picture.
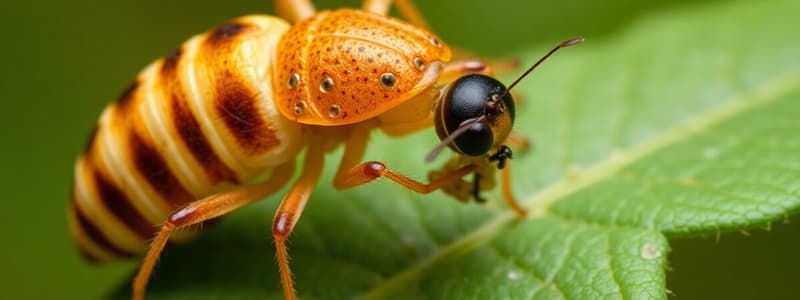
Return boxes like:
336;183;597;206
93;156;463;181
439;59;496;83
272;142;326;300
363;0;391;15
335;161;476;192
439;59;523;102
333;124;476;193
274;0;316;23
500;162;526;217
362;0;520;75
131;161;296;300
363;0;432;30
440;58;523;84
450;49;522;73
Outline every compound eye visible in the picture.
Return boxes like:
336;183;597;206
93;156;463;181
454;122;494;156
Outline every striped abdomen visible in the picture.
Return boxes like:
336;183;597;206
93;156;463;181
69;15;304;261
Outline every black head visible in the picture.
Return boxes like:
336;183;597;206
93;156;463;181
434;74;515;156
425;37;584;163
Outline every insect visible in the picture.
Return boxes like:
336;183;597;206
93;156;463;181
67;0;582;299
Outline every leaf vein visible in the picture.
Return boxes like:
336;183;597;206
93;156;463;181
604;232;625;300
487;243;551;300
357;65;800;300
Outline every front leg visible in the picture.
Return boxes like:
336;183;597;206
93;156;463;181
363;0;431;30
428;148;527;217
274;0;316;23
333;123;475;193
335;160;475;193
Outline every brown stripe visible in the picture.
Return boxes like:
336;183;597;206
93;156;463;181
206;22;252;46
116;80;140;110
93;170;154;240
214;75;281;154
84;124;99;154
129;131;194;208
163;48;182;71
72;203;135;259
199;20;282;155
160;48;239;184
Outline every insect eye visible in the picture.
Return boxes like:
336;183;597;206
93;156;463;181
454;122;494;156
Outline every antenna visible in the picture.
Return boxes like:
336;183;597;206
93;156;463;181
424;116;486;162
497;37;584;101
425;37;584;163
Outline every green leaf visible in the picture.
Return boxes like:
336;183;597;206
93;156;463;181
115;0;800;299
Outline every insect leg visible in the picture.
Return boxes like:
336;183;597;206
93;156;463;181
332;124;475;192
362;0;431;31
500;162;526;217
437;59;496;84
272;141;326;300
440;58;521;80
472;173;486;203
131;161;296;300
362;0;519;74
335;160;476;193
362;0;391;15
274;0;316;23
449;49;522;73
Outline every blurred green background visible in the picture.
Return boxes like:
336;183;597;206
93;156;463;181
1;0;798;299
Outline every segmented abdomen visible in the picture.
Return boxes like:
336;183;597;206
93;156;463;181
69;15;303;261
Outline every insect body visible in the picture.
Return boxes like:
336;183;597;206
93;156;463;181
70;15;302;260
69;8;446;262
68;1;581;299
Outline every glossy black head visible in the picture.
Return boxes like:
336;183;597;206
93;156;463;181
435;74;515;156
425;37;583;163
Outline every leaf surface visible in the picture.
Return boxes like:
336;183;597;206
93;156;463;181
118;0;800;299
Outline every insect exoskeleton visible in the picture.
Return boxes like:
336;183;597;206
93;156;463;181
69;7;450;262
69;15;305;261
274;9;451;125
69;0;582;299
